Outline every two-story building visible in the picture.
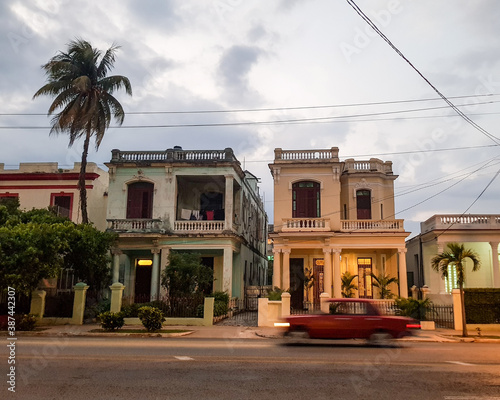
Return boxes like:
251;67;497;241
269;148;410;309
105;147;267;302
0;162;108;230
406;214;500;303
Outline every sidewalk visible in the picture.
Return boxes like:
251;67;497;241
13;323;500;343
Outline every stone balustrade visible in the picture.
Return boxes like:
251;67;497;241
274;147;339;162
422;214;500;233
341;219;404;232
343;158;393;174
281;218;331;232
110;148;237;163
174;220;225;232
107;219;163;232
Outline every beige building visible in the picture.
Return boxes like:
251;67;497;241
0;162;108;230
269;148;410;309
105;147;267;302
406;215;500;303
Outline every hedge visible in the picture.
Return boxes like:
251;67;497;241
464;289;500;324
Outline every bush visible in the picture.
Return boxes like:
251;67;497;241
196;304;204;318
465;289;500;324
16;314;38;331
138;306;165;332
98;311;125;331
395;298;433;321
208;291;229;317
121;303;146;318
267;287;285;301
86;298;111;320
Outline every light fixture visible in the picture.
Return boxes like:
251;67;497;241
137;259;153;266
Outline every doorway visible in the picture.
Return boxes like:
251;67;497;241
357;257;373;298
290;258;304;310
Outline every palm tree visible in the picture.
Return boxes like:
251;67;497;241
341;271;358;298
431;243;480;337
34;39;132;223
371;273;398;299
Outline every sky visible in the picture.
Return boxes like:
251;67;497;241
0;0;499;238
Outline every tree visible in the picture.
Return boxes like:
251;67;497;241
341;271;358;298
371;273;399;299
431;243;480;337
33;39;132;223
161;252;214;297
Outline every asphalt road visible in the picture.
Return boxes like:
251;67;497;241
4;336;500;400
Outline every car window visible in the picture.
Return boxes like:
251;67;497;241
329;302;373;315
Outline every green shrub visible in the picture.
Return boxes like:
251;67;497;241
120;303;145;318
196;304;204;318
465;289;500;324
16;314;38;331
267;287;284;301
138;306;165;332
395;298;433;321
98;311;125;331
208;291;229;317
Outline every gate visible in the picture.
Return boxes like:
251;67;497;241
428;304;454;329
215;297;258;326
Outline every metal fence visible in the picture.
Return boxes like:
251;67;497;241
428;304;454;329
215;297;259;326
290;301;322;315
122;295;205;318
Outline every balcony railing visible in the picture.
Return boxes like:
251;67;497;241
282;218;331;232
341;219;405;232
107;219;163;232
174;220;225;232
422;214;500;233
110;148;237;163
274;148;339;163
343;158;393;174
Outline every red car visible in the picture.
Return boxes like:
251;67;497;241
282;298;419;344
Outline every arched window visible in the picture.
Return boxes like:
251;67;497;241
356;189;371;220
292;181;320;218
127;182;154;219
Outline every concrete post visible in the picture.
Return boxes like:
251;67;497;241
203;296;214;326
109;282;125;313
30;290;46;319
411;285;419;299
282;249;291;291
71;282;89;325
111;249;122;283
421;285;431;300
272;249;281;289
398;248;408;298
223;247;233;297
320;292;330;314
452;288;462;332
323;248;333;297
281;292;291;318
333;250;342;298
150;248;160;301
258;297;269;327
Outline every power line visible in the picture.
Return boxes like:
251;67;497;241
0;93;497;116
1;99;500;130
346;0;500;146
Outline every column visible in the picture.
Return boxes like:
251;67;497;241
333;249;342;298
29;290;46;319
72;282;89;325
323;248;333;297
437;242;447;294
398;248;408;298
109;282;125;313
159;247;170;297
282;249;291;291
150;248;161;300
111;249;122;283
224;175;234;231
223;246;233;297
272;249;282;289
489;242;500;287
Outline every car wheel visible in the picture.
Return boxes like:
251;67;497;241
284;327;310;344
368;331;393;346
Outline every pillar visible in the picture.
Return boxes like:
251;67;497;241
159;247;170;297
489;242;500;287
150;248;161;300
281;292;291;318
282;249;291;291
320;292;330;313
421;285;430;300
203;296;214;326
333;249;342;298
437;242;447;294
452;288;462;332
109;282;125;313
398;248;408;298
111;249;122;283
29;290;46;319
272;249;282;289
223;246;233;297
72;282;89;325
323;248;332;297
224;175;234;231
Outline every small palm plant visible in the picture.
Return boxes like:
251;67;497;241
431;243;480;337
341;271;358;298
371;273;398;299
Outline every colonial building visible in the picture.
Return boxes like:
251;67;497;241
105;147;267;301
268;148;410;309
0;162;108;230
406;214;500;303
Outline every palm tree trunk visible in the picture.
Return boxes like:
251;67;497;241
459;282;467;337
78;131;90;224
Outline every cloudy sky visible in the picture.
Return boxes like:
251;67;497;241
1;0;499;237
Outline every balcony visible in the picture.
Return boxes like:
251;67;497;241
107;219;163;233
281;218;331;232
273;148;339;163
174;220;225;233
109;148;237;163
341;219;405;232
343;158;393;174
422;214;500;233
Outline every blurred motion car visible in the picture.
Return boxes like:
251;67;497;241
282;298;420;344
